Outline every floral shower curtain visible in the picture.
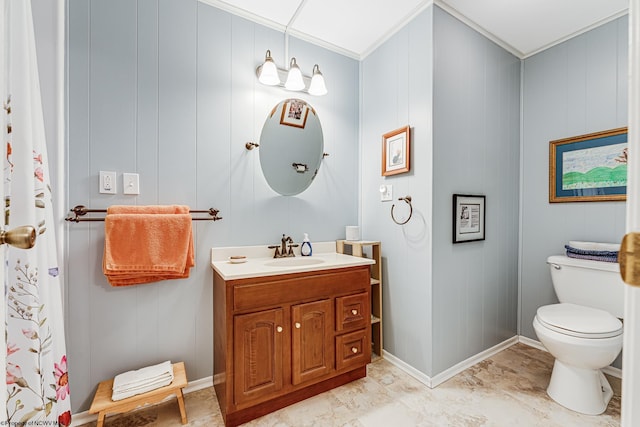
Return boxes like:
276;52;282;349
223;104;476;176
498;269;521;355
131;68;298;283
3;0;71;425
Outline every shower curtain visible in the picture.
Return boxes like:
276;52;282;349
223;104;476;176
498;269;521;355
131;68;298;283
3;0;71;424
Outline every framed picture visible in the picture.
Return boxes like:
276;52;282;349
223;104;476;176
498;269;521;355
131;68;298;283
549;127;627;203
453;194;486;244
280;99;310;128
382;126;410;176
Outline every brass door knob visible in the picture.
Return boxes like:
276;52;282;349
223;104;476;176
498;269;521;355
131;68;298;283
620;233;640;286
1;226;36;249
295;322;301;329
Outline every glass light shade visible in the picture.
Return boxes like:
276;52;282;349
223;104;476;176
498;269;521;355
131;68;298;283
285;58;305;91
258;50;280;86
308;64;327;96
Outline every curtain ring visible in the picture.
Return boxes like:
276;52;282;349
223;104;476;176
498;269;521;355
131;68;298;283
391;196;412;225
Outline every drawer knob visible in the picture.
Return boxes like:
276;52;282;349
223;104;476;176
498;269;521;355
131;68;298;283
295;322;301;329
351;347;358;354
277;326;283;333
351;309;358;315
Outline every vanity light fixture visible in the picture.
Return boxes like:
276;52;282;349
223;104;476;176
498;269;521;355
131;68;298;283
285;58;305;91
255;50;327;96
257;50;280;86
308;64;327;96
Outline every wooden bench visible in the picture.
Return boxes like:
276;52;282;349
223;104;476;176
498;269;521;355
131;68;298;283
89;361;188;427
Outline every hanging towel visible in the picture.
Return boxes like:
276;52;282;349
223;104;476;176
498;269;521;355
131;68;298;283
111;360;174;401
103;205;195;286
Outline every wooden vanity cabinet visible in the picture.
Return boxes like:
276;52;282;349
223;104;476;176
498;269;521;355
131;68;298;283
213;265;371;427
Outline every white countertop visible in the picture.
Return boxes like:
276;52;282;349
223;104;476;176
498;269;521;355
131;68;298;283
211;242;375;280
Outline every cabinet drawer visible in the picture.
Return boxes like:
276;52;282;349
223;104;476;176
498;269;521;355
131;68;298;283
233;268;369;312
335;329;370;371
335;292;369;332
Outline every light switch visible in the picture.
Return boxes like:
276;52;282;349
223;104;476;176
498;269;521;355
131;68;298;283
379;184;392;202
123;173;140;195
99;171;116;194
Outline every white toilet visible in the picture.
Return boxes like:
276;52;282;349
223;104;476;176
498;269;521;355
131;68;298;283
533;255;625;415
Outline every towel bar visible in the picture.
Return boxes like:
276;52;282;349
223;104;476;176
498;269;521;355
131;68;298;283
65;205;222;223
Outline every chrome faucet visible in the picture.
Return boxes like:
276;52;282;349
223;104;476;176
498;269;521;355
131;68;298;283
268;234;297;258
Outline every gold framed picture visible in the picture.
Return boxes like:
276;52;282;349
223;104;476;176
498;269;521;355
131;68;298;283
382;125;410;176
549;127;627;203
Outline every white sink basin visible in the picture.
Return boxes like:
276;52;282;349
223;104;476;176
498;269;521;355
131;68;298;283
264;258;326;267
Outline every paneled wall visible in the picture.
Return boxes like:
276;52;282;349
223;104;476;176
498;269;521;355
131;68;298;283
61;0;629;414
520;17;628;345
361;5;520;377
361;7;434;375
67;0;359;412
431;7;520;375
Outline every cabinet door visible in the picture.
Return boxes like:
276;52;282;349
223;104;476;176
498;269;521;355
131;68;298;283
234;308;284;405
292;299;333;385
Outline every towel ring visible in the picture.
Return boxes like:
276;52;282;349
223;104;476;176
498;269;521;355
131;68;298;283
391;196;413;225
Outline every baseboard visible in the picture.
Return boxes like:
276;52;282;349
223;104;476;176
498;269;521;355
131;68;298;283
70;376;213;427
381;350;433;387
382;336;519;389
518;335;546;351
183;375;214;393
430;336;519;387
603;365;623;379
518;335;622;379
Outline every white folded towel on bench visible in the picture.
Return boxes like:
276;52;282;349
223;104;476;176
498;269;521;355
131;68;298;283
112;361;174;401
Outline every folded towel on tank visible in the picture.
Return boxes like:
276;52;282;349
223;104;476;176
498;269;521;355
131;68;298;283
568;241;620;252
103;205;195;286
564;244;619;263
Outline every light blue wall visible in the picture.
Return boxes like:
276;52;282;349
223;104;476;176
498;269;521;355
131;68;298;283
361;7;434;375
361;6;520;377
520;16;628;348
431;7;520;375
62;0;629;414
66;0;359;412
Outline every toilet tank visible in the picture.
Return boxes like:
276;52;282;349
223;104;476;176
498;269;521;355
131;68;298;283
547;255;625;318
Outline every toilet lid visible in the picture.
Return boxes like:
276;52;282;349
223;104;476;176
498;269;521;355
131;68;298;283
536;303;623;338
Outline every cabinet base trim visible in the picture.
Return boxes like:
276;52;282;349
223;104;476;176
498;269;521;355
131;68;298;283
223;367;366;427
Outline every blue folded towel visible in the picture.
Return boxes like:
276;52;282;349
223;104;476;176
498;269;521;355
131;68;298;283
564;245;618;263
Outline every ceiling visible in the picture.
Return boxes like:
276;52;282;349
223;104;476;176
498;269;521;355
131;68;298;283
201;0;629;59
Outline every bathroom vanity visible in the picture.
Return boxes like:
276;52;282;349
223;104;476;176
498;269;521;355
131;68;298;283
211;244;375;426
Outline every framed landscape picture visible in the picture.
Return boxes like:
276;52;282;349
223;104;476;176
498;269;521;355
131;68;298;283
549;127;628;203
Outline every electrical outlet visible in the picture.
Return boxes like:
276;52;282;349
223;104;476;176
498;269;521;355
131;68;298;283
99;171;117;194
123;173;140;195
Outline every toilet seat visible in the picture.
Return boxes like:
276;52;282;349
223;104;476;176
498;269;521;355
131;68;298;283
536;303;622;339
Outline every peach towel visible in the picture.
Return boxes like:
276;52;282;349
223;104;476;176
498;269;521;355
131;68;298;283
103;205;195;286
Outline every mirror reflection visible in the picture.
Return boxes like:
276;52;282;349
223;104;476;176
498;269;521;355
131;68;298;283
259;99;324;196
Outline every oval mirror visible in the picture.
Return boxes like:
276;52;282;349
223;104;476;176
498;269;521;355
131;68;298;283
259;98;324;196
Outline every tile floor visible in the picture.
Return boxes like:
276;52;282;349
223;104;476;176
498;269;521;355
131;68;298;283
77;343;620;427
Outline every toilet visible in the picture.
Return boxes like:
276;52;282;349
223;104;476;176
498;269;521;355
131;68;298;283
532;255;625;415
